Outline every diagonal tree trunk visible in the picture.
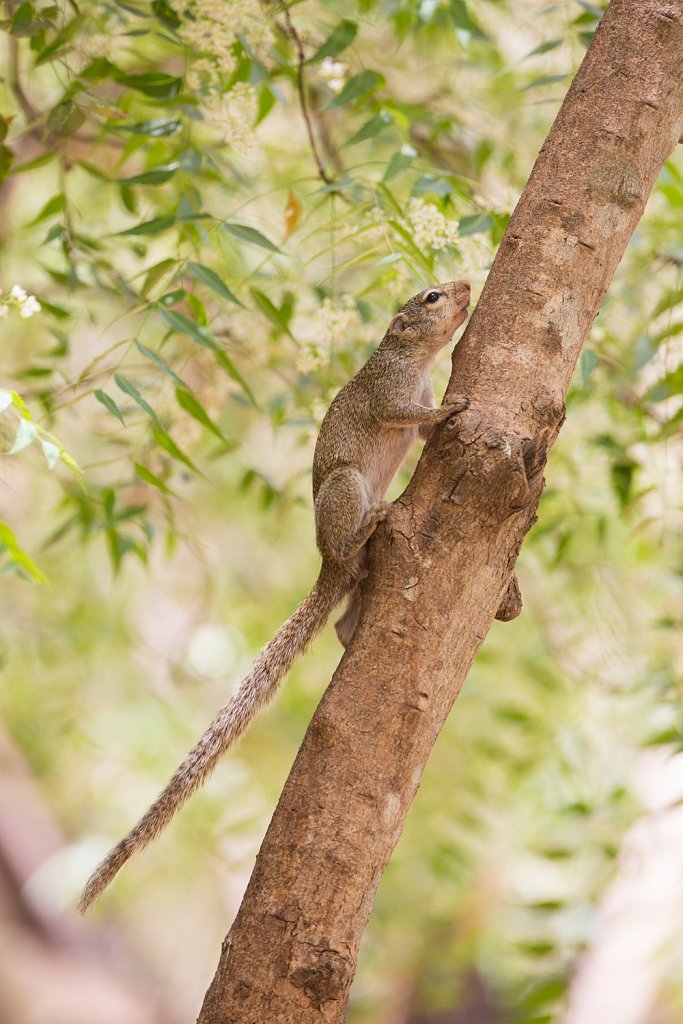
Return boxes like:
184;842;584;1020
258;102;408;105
199;2;683;1020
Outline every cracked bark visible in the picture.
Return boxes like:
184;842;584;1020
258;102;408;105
198;2;683;1021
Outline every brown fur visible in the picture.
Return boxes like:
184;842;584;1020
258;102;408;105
79;280;470;912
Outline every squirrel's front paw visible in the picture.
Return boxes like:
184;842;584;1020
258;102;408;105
439;396;469;420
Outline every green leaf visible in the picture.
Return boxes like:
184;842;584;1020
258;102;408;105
383;145;417;182
140;258;177;297
119;162;179;185
118;118;182;137
224;222;281;253
519;74;569;92
9;151;57;176
458;213;494;235
250;287;294;338
576;0;603;16
151;423;200;474
449;0;488;38
646;364;683;402
0;521;47;584
46;100;85;136
134;461;176;495
157;306;257;404
522;39;563;60
187;261;244;305
580;349;598;386
94;389;125;425
157;306;220;349
328;69;383;109
0;145;14;185
307;20;358;63
152;0;181;28
117;215;175;236
175;386;225;440
654;287;683;318
343;111;393;147
135;341;187;388
27;193;65;226
115;374;161;425
117;71;182;99
10;2;42;37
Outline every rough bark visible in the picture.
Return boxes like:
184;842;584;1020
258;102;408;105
199;2;683;1020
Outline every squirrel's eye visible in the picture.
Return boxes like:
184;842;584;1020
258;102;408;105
425;291;441;304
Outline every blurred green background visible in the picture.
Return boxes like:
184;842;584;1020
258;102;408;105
0;0;682;1021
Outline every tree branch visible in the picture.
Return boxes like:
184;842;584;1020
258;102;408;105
281;6;336;187
198;1;683;1020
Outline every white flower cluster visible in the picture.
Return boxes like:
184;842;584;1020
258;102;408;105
316;295;360;346
297;296;360;374
174;0;269;149
203;83;258;151
175;0;273;84
406;198;460;252
318;58;347;94
80;16;125;59
456;233;494;279
0;285;41;319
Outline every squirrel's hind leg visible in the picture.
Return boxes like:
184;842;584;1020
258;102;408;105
335;586;362;648
315;467;389;563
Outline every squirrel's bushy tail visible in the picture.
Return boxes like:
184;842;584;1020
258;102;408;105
79;562;351;913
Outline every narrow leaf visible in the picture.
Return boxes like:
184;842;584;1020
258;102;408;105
157;306;220;349
119;162;179;185
134;461;176;495
95;389;125;425
328;69;383;109
175;386;225;440
158;307;257;405
117;215;175;236
118;117;182;136
115;374;161;425
151;423;200;474
224;222;281;253
136;341;188;388
383;145;417;182
308;20;358;63
187;261;244;305
343;111;393;148
580;349;598;386
0;521;47;584
519;73;568;92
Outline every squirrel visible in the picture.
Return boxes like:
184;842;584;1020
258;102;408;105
78;279;472;913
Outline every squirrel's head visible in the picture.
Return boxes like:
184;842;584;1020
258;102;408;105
385;280;471;357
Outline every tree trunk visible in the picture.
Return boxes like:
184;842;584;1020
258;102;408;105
199;2;683;1020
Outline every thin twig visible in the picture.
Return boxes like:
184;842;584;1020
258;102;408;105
281;6;335;187
8;37;42;130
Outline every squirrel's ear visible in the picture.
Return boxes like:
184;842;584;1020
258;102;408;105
390;312;414;336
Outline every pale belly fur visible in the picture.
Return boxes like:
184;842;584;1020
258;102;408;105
364;423;419;502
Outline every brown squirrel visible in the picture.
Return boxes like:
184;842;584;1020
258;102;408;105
79;280;472;912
